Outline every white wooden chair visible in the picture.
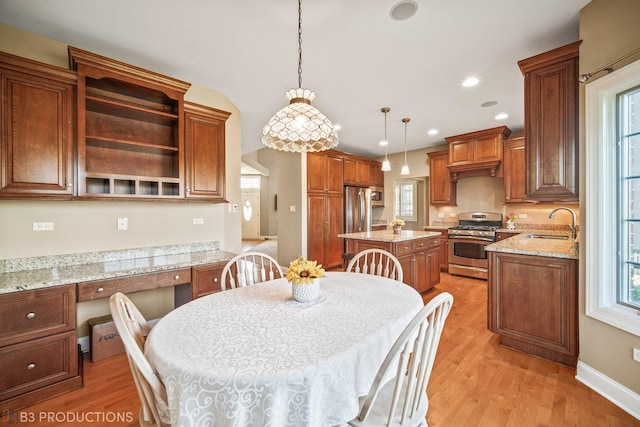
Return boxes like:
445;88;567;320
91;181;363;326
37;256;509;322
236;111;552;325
349;292;454;427
346;249;404;283
221;251;284;290
109;292;170;427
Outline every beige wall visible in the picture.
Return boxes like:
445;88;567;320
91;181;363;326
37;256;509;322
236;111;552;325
0;24;243;336
578;0;640;394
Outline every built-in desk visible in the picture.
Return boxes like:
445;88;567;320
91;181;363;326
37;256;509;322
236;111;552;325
0;242;236;411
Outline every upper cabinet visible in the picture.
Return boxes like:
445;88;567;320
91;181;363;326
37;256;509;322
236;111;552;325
343;156;371;186
445;126;511;182
69;46;191;200
427;150;456;206
518;41;580;202
503;137;530;204
370;161;384;187
184;102;230;202
307;150;344;194
0;53;76;199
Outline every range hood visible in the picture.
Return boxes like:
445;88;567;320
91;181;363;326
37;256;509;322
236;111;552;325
445;126;511;182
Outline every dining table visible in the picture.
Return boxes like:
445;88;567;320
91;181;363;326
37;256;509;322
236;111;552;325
144;271;424;427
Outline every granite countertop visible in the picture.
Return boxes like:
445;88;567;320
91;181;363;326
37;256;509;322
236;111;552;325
485;231;578;259
0;242;236;294
338;229;441;243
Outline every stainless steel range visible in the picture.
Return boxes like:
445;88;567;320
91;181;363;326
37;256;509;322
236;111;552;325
448;212;503;280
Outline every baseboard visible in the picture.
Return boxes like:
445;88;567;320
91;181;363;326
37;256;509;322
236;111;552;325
576;361;640;420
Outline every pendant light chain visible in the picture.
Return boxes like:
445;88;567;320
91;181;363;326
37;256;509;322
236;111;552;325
298;0;303;89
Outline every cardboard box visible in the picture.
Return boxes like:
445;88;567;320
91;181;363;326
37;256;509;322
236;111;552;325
89;315;125;362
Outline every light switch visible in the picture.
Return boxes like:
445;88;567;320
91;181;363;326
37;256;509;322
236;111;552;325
289;205;296;213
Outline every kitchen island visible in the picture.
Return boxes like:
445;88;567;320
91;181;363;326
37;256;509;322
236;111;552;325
485;232;578;366
338;229;441;293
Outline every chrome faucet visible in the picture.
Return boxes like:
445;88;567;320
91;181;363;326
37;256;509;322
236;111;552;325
549;207;577;240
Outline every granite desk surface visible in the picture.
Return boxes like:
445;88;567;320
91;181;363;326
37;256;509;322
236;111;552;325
486;231;579;260
0;242;237;295
338;229;441;243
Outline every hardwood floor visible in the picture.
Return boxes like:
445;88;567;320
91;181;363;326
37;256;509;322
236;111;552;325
3;273;637;427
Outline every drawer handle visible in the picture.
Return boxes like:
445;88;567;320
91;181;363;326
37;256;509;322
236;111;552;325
27;363;36;370
96;287;104;293
26;312;36;319
174;275;180;280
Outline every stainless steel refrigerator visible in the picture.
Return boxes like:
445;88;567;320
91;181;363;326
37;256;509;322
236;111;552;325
344;186;372;233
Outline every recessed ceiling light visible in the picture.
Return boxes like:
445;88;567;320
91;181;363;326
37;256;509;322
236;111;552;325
462;77;479;87
333;124;342;131
379;140;388;146
495;113;509;120
390;0;418;20
428;129;439;136
481;101;498;108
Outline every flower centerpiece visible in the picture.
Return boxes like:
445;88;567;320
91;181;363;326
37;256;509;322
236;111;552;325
390;218;405;234
506;212;518;230
285;256;325;302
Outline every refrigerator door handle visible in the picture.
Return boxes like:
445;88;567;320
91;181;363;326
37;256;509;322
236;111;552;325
358;190;366;231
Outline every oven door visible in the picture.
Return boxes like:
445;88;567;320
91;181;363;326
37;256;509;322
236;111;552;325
448;236;492;279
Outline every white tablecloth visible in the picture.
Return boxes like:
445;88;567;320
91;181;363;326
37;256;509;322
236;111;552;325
145;272;423;427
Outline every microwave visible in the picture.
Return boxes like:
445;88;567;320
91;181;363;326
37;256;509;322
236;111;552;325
370;186;384;207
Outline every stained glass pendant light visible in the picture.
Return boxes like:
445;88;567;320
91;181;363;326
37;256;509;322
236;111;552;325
380;107;391;171
401;117;410;175
261;0;338;153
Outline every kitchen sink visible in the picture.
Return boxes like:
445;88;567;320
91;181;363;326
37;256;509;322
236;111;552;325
525;234;569;240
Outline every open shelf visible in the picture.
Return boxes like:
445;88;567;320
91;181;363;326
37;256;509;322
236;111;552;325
85;173;181;198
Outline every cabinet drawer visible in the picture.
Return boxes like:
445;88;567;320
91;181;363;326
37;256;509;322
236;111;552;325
395;241;415;256
428;237;441;248
413;239;430;251
0;331;78;402
77;268;191;302
192;263;225;298
0;285;75;347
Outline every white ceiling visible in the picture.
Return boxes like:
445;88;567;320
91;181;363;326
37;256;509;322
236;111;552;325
1;0;590;158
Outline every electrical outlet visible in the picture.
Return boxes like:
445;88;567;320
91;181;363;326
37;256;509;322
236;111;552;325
437;212;445;219
633;348;640;363
193;218;204;225
519;213;528;219
32;222;54;231
289;205;296;213
449;213;457;217
117;217;128;231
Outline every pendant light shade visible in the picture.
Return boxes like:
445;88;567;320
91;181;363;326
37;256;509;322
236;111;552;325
261;0;338;153
401;117;410;175
380;107;391;171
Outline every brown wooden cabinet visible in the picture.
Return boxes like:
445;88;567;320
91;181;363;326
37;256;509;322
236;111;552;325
344;236;440;293
307;150;345;269
423;228;449;270
427;150;456;206
488;251;578;367
184;102;230;202
70;46;191;200
0;284;82;411
0;53;76;199
445;126;511;181
370;160;384;187
174;262;226;306
518;41;580;202
503;137;529;204
343;155;371;186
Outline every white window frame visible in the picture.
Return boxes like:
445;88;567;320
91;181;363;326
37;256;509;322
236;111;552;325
585;58;640;337
394;180;418;222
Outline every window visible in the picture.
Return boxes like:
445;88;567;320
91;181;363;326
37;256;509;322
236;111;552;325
586;58;640;336
394;180;417;221
240;175;261;190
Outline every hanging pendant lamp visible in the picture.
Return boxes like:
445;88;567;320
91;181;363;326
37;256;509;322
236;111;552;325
261;0;338;153
400;117;410;176
380;107;391;171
